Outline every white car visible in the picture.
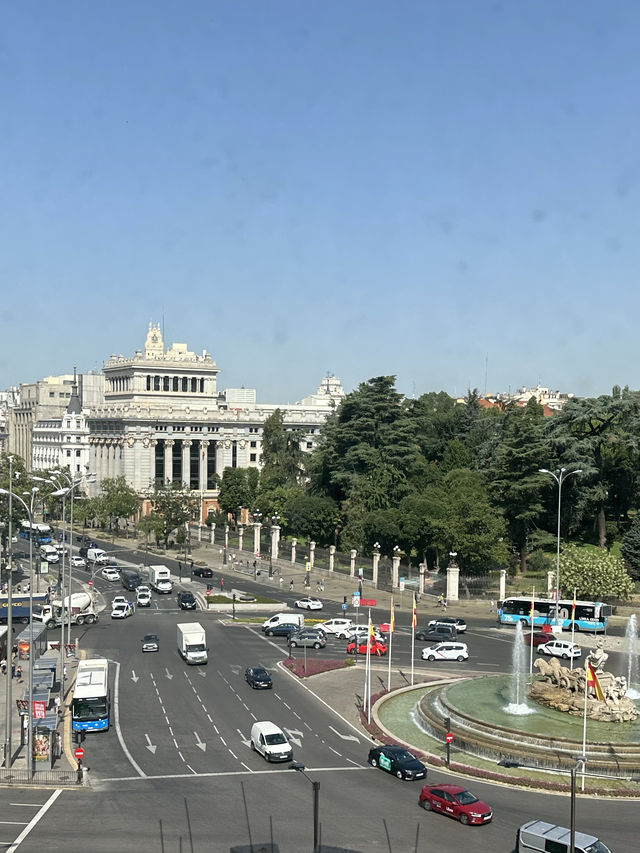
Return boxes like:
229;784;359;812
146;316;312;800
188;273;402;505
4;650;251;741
318;618;354;639
136;587;151;607
537;640;582;660
111;602;133;619
70;555;86;568
112;595;135;612
294;597;323;611
101;567;120;582
421;642;469;662
347;625;386;643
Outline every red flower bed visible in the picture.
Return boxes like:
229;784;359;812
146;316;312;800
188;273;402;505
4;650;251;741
282;658;349;678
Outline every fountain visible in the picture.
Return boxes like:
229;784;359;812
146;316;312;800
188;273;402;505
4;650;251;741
626;614;639;700
505;621;534;715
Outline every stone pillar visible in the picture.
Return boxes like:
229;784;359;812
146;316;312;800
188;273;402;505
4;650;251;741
238;525;244;552
291;538;297;564
253;523;261;555
271;525;280;561
181;440;191;487
372;547;380;588
210;523;215;544
500;569;508;601
349;549;357;578
224;524;229;549
198;440;209;491
419;562;427;595
547;570;555;597
447;557;460;602
391;553;400;589
164;439;174;484
329;545;335;572
309;541;316;568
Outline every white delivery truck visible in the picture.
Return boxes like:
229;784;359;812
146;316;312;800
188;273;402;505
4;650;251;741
148;565;173;593
261;613;305;633
39;544;60;564
33;592;98;629
177;622;208;665
87;548;110;565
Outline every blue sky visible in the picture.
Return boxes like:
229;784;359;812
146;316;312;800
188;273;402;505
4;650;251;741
2;1;639;402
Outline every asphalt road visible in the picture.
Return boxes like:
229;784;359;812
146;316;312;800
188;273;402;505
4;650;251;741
1;535;635;852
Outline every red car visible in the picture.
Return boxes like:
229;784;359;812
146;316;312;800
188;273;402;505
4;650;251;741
418;784;493;825
346;638;388;656
523;630;557;647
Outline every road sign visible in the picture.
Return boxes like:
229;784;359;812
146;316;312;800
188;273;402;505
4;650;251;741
352;596;360;608
445;732;453;744
360;598;377;607
73;747;85;760
341;603;348;610
88;580;94;588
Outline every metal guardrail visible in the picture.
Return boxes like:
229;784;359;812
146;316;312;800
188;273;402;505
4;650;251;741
0;767;80;786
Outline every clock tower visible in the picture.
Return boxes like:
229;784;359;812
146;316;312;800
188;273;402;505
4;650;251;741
144;321;164;359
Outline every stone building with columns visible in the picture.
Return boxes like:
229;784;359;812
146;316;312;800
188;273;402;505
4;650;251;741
31;371;91;475
86;324;344;518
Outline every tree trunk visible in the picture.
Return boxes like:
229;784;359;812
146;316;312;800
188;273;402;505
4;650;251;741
598;505;607;548
519;545;527;575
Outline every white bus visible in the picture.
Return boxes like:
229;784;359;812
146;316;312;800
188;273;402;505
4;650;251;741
71;658;110;732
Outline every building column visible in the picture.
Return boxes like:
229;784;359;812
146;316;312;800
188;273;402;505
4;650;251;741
349;549;357;578
290;538;297;564
271;525;280;561
391;552;400;589
198;441;209;492
224;525;229;549
329;545;335;572
238;526;244;552
253;523;261;555
419;562;427;595
372;546;380;588
447;555;460;602
210;523;215;545
164;439;174;485
181;440;191;488
308;541;315;568
547;570;555;598
500;569;508;601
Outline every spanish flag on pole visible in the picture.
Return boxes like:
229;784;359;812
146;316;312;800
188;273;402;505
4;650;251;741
586;662;605;702
412;594;417;629
530;590;535;621
389;597;395;635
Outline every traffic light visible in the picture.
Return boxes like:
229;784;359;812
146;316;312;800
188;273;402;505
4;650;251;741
73;730;86;744
343;596;347;605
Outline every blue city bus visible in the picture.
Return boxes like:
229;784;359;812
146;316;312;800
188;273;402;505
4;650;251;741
19;521;52;544
72;658;110;732
498;596;609;633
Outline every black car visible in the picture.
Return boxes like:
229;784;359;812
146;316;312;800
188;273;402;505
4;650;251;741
177;591;197;610
193;567;213;578
264;623;299;638
245;666;273;689
415;625;456;642
367;746;427;781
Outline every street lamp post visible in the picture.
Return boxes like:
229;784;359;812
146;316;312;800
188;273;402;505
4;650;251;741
0;486;38;775
291;762;320;853
539;467;582;623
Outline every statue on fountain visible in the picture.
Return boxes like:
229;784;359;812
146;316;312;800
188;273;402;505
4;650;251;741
530;638;638;722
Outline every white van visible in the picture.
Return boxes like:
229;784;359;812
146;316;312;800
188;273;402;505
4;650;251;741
261;613;305;633
39;545;59;564
250;721;293;763
516;820;612;853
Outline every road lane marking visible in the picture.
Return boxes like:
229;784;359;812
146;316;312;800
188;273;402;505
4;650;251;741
111;660;147;778
99;766;367;783
329;747;342;756
0;821;29;825
5;789;63;853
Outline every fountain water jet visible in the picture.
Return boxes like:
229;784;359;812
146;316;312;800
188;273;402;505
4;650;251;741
505;620;535;715
625;613;639;700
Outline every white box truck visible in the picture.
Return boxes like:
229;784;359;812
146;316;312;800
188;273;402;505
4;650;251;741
177;622;208;665
148;565;173;593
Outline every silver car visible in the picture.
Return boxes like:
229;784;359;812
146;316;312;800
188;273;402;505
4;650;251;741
288;630;326;649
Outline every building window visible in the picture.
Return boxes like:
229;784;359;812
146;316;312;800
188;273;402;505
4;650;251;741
182;377;188;392
250;453;257;462
49;392;55;398
154;376;160;391
66;450;71;457
163;376;170;391
147;376;151;391
173;377;179;392
307;442;313;449
250;441;257;448
191;378;197;393
199;378;204;393
76;450;81;457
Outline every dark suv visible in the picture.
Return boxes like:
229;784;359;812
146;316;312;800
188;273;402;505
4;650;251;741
415;624;456;641
193;567;213;578
177;591;197;610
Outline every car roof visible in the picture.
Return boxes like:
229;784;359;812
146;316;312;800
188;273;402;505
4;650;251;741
143;634;158;640
426;783;467;794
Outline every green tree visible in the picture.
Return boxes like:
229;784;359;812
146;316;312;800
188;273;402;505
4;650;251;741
217;468;253;521
621;512;640;581
99;476;141;534
261;409;304;487
0;454;30;542
489;400;550;573
559;544;634;600
283;494;339;545
137;513;164;547
149;483;198;547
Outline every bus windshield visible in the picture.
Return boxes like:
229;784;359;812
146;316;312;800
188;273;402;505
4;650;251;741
72;697;108;721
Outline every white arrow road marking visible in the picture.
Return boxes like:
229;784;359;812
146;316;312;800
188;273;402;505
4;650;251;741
145;734;157;754
284;728;303;748
197;669;206;678
329;726;359;743
194;731;206;752
237;729;252;749
229;664;242;675
165;668;173;680
131;670;139;683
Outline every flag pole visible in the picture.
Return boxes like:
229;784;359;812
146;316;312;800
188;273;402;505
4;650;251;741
582;662;589;792
387;597;394;692
529;586;535;675
367;608;373;724
410;594;416;686
570;587;577;671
